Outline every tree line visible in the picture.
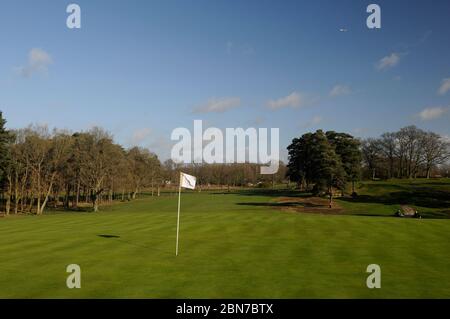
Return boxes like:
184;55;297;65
1;109;449;215
0;113;162;215
286;126;450;206
0;112;287;215
163;160;287;190
361;126;450;179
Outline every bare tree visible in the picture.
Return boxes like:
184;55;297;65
362;138;381;180
379;132;397;179
422;132;450;178
78;128;116;212
396;126;425;178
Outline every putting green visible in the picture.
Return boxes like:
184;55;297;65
0;184;449;298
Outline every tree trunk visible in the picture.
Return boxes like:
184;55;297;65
20;188;25;213
14;170;19;214
38;172;57;215
64;184;70;209
328;187;333;209
5;174;12;216
27;192;34;213
389;159;394;179
36;169;41;215
54;188;60;209
20;167;29;213
74;180;80;209
93;197;99;212
151;178;154;196
39;182;54;214
92;186;103;212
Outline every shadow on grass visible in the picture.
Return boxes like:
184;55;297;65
337;187;450;219
98;234;120;238
96;234;174;256
237;202;323;208
229;185;450;219
339;189;450;209
425;210;450;219
212;188;311;198
45;206;94;213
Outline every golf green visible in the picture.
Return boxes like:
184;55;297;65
0;183;449;298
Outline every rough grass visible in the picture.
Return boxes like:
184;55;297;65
0;179;449;298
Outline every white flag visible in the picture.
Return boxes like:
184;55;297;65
176;172;197;256
180;172;196;190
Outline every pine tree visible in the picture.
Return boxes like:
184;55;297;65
287;129;356;207
309;130;346;207
0;111;12;214
326;131;362;195
0;112;11;181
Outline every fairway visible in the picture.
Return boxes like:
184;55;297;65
1;183;450;298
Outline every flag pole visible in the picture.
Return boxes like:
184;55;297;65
176;172;182;256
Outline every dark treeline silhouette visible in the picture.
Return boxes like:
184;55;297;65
361;126;450;179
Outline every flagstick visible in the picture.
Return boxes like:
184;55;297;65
176;173;182;256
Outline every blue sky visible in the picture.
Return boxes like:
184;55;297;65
1;0;449;161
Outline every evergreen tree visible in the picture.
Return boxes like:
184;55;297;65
0;111;11;184
326;131;362;195
309;130;346;207
286;133;314;190
287;129;359;207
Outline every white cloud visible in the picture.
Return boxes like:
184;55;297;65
193;97;241;113
376;53;400;70
417;106;449;121
438;78;450;95
329;84;351;97
267;92;306;110
131;128;152;145
17;48;53;77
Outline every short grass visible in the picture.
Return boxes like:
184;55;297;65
0;179;449;298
